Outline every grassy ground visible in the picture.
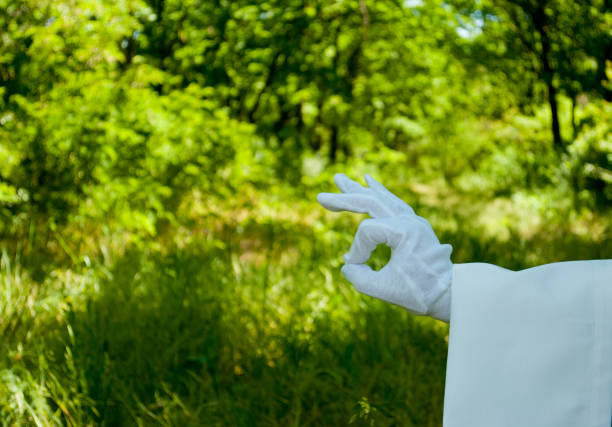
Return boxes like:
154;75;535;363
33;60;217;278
0;184;609;425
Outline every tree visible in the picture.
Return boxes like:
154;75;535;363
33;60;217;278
452;0;611;149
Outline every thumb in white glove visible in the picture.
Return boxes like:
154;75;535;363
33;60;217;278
317;173;452;322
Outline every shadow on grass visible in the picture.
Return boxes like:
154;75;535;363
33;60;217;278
55;241;448;426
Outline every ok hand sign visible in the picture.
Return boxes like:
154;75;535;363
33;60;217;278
318;174;453;322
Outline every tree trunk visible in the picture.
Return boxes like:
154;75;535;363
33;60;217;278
247;51;283;122
571;95;577;140
532;3;563;149
329;125;338;164
547;81;562;148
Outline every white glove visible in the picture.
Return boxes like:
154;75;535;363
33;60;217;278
317;173;453;322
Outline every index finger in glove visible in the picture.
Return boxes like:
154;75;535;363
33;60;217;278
317;193;394;218
344;217;404;264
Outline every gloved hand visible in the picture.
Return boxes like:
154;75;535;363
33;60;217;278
317;173;453;322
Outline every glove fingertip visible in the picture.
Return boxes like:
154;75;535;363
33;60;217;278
340;264;357;281
341;263;373;288
316;192;340;211
333;172;348;184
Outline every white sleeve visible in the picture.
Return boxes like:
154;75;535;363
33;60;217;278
443;260;612;427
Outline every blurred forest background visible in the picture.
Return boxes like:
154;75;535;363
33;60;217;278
0;0;611;425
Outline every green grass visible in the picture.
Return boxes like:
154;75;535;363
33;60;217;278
0;195;609;426
0;223;449;426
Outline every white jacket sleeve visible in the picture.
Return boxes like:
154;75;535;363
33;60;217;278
443;260;612;427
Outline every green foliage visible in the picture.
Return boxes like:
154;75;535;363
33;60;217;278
0;0;610;424
564;101;612;208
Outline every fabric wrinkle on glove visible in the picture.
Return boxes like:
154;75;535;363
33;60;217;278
317;173;453;322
